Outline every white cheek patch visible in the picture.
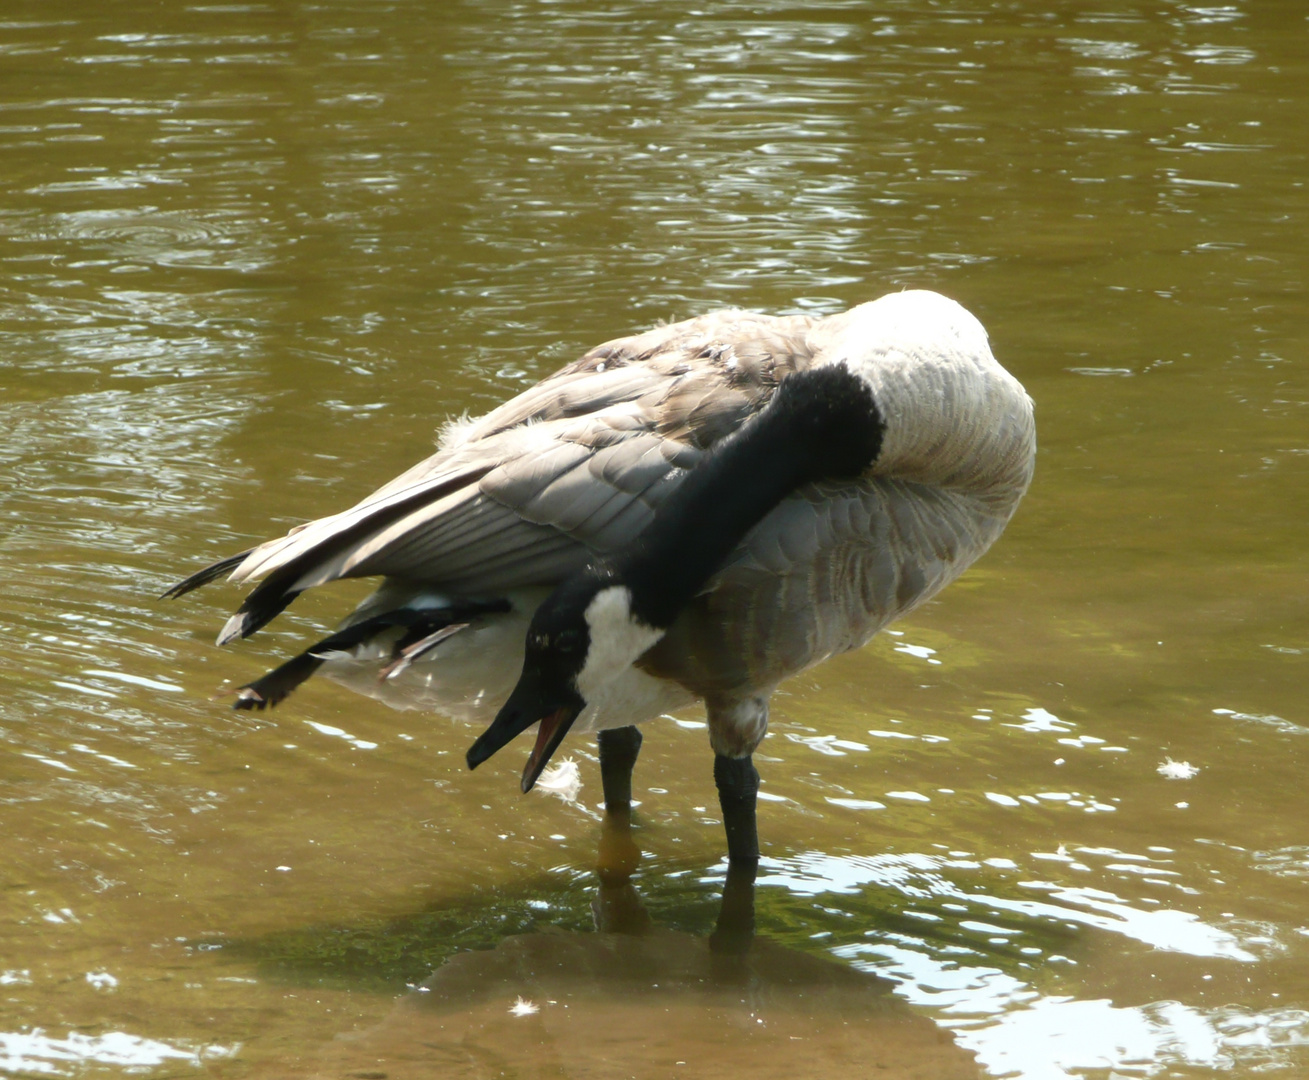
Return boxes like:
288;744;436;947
575;585;665;701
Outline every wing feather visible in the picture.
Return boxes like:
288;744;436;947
176;307;820;638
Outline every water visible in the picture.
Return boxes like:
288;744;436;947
2;1;1306;1077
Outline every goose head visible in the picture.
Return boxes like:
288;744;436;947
465;565;665;792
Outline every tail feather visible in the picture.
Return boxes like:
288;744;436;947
233;598;511;710
216;465;497;643
217;591;302;647
378;623;469;681
161;549;253;600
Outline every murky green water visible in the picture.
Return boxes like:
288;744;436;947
2;2;1306;1077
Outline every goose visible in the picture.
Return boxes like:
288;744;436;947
168;289;1035;866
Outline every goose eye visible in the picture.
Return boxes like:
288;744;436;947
554;629;583;653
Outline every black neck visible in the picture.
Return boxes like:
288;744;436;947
615;364;883;629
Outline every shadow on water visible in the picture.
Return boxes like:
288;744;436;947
208;817;1105;1079
209;814;1080;993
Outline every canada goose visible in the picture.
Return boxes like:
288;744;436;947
168;289;1035;866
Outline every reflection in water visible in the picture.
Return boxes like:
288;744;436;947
242;820;983;1080
765;851;1309;1079
760;848;1255;960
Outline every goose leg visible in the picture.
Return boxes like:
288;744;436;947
597;725;643;814
713;753;760;864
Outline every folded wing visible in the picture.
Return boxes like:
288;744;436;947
171;309;818;643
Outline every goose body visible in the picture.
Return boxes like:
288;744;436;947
170;289;1035;863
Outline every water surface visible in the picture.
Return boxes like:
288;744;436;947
2;2;1307;1077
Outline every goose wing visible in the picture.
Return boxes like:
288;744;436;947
174;309;816;641
642;477;1014;699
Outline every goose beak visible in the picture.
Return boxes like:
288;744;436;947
466;670;584;793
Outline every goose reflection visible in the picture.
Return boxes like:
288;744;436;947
273;817;982;1080
590;810;758;956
